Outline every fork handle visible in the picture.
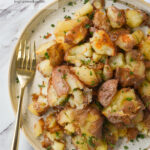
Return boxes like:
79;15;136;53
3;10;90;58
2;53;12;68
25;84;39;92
11;87;25;150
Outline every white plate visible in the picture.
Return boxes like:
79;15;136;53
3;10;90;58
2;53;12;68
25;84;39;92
8;0;150;149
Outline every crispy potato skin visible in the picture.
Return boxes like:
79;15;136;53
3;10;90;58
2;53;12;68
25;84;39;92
103;88;144;125
90;30;115;56
64;16;90;45
109;28;130;42
98;79;118;107
93;10;110;32
115;67;145;88
52;66;70;97
107;6;126;28
127;128;139;140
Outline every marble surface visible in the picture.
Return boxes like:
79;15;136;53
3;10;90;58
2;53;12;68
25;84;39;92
1;0;150;150
0;0;54;149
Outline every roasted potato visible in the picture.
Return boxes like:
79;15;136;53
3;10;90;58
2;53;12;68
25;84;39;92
36;40;56;62
93;10;110;32
71;66;102;87
102;64;113;81
125;9;147;28
54;16;89;47
28;95;49;116
116;33;136;51
132;29;144;44
146;69;150;82
37;59;53;77
75;2;93;18
138;80;150;111
103;88;144;125
64;43;93;66
140;36;150;60
107;6;125;28
98;79;118;107
57;106;104;138
109;53;125;70
93;0;105;9
90;30;115;56
52;141;65;150
33;118;45;137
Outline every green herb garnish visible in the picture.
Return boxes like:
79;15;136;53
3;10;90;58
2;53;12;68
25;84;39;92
64;15;71;19
84;0;89;4
87;136;95;147
126;97;132;101
46;146;51;150
38;84;45;88
44;52;49;59
51;24;55;27
68;2;73;6
85;24;90;29
124;146;128;150
62;73;67;79
16;77;19;83
61;96;70;106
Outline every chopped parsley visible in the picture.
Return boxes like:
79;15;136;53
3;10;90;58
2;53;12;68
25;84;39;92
64;15;71;19
129;71;134;75
16;77;19;83
84;0;89;4
51;24;55;27
61;96;70;106
126;97;132;101
63;7;66;12
146;102;150;108
62;73;67;79
95;100;103;110
136;134;145;140
73;88;78;91
118;12;122;17
38;84;45;88
46;146;51;150
90;71;93;76
87;136;95;147
68;2;73;6
81;59;91;65
124;146;129;150
130;57;134;62
31;30;34;33
45;52;49;59
91;81;95;86
56;132;60;138
113;0;117;2
85;24;91;29
17;96;19;98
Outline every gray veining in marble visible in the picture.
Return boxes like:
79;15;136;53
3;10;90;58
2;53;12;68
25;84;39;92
0;0;53;149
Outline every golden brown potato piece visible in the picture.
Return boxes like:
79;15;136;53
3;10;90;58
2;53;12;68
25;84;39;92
107;6;125;28
138;80;150;111
115;67;145;88
70;66;102;87
57;106;104;138
47;42;64;67
109;28;130;42
93;10;110;32
75;2;93;18
103;64;113;81
146;69;150;82
37;59;53;77
116;33;136;51
125;9;147;28
103;88;144;125
28;101;49;116
127;128;139;140
140;36;150;60
132;29;144;44
34;118;45;137
109;53;125;70
98;79;118;107
90;30;115;56
64;17;89;45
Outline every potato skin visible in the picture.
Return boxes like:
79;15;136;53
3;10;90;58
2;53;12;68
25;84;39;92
107;6;125;28
103;88;144;125
98;79;118;107
93;10;110;32
52;66;70;97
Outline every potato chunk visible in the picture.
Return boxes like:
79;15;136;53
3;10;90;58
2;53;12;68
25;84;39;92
64;43;93;66
71;66;102;87
140;37;150;60
57;106;104;138
37;59;53;77
146;69;150;82
90;30;115;56
116;33;136;51
98;79;118;107
75;2;93;18
102;64;113;81
34;118;45;137
103;88;144;125
109;53;125;70
55;16;89;46
132;29;144;44
138;80;150;111
93;10;110;32
107;6;125;28
125;9;147;28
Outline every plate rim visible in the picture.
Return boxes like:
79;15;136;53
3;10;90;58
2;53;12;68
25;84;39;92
8;0;150;150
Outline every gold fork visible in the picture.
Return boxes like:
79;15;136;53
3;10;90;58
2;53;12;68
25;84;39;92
11;41;36;150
